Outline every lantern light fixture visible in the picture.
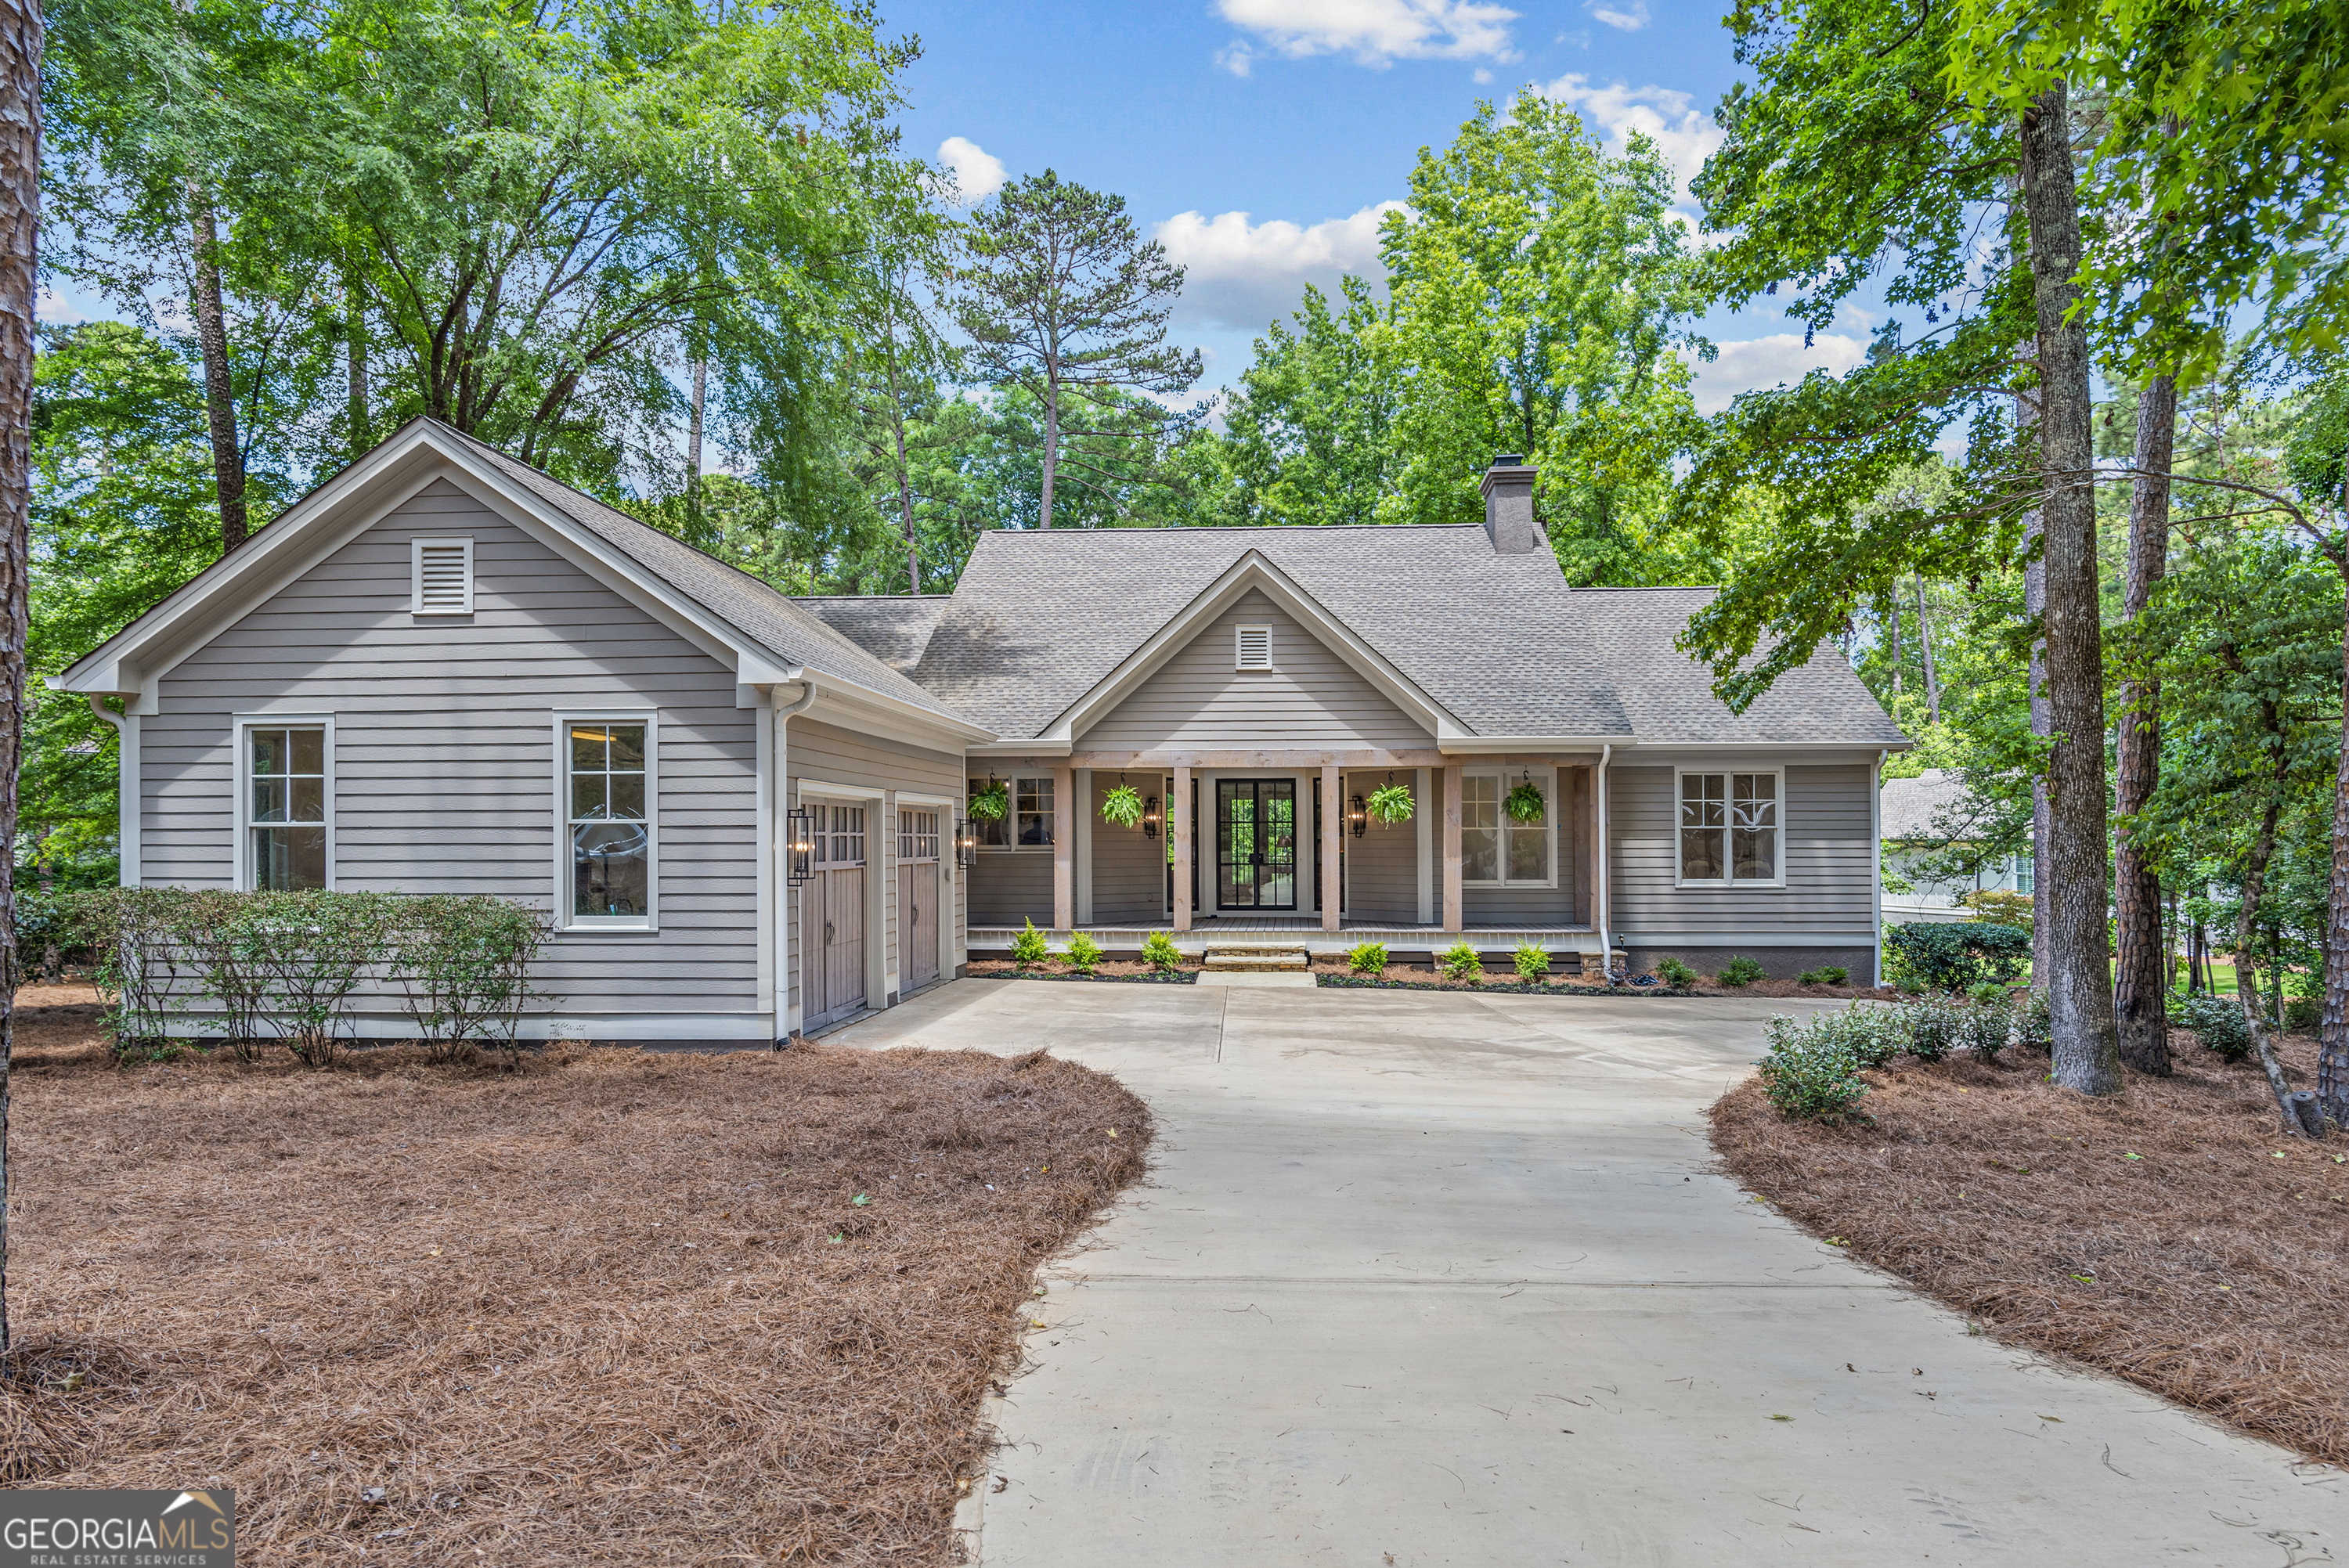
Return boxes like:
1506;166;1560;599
955;816;980;869
1142;795;1162;839
785;806;816;885
1348;794;1368;838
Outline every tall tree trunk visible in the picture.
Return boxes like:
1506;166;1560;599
2018;352;2052;982
2113;374;2176;1075
189;189;247;551
686;358;705;532
1885;591;1903;695
2319;533;2349;1125
1914;576;1940;724
2019;82;2123;1096
345;269;367;457
1038;363;1060;530
0;0;36;1354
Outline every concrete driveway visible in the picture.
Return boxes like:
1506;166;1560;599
837;981;2349;1566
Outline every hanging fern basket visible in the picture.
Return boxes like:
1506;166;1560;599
1364;782;1416;825
968;781;1009;822
1100;784;1146;828
1505;780;1546;824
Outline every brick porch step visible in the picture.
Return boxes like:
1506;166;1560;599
1203;947;1310;972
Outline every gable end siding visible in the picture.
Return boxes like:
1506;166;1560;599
1606;763;1875;937
140;476;761;1021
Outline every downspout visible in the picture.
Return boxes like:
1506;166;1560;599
1596;743;1613;979
1871;748;1886;989
87;696;135;885
774;677;819;1040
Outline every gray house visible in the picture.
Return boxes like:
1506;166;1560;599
55;421;1907;1042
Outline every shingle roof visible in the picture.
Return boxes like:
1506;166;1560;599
1880;769;1971;840
791;596;950;672
438;424;965;723
1570;588;1909;746
908;524;1632;739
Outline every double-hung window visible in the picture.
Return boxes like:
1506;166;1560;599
1460;768;1554;886
563;716;655;926
970;775;1054;850
1679;771;1781;885
244;720;330;889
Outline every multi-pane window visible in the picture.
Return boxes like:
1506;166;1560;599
568;722;650;920
1461;770;1552;885
900;809;940;862
819;804;867;866
1016;777;1054;847
1680;772;1779;884
249;725;327;889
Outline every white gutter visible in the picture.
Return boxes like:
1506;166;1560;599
1596;742;1613;979
773;676;820;1040
1871;748;1885;988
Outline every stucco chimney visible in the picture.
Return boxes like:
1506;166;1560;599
1480;455;1542;553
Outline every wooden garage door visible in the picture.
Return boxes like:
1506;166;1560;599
805;804;868;1029
899;809;940;993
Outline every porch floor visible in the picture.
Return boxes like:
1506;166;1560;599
970;923;1607;957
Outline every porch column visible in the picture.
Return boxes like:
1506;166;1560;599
1052;764;1074;932
1442;762;1463;932
1172;766;1193;932
1320;762;1342;932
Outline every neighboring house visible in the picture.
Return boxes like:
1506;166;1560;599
1879;768;2034;925
55;424;1908;1042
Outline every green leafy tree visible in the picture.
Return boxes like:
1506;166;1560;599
948;169;1201;529
1198;278;1400;528
1377;91;1703;582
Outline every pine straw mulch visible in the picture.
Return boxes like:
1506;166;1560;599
1711;1028;2349;1466
0;985;1152;1564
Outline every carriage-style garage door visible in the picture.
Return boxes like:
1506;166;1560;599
899;808;940;993
804;804;868;1029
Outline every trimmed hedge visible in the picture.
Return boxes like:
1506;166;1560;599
1884;921;2031;992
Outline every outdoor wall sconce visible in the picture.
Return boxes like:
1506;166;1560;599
1142;795;1162;839
786;806;815;885
1348;794;1368;838
955;816;980;869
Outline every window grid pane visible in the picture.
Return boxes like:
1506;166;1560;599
1681;773;1729;881
1016;777;1054;846
568;722;650;918
250;726;328;890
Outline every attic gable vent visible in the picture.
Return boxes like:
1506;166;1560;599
412;537;474;615
1235;624;1272;671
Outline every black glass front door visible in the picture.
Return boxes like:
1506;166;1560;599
1217;779;1297;910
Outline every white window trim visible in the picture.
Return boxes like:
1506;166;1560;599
1235;624;1273;671
969;773;1055;852
1461;764;1557;889
411;535;476;615
554;709;659;932
1673;766;1787;889
233;712;337;891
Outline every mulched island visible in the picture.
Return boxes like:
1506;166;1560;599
1712;1028;2349;1465
1322;963;1892;1000
0;985;1150;1565
965;958;1196;984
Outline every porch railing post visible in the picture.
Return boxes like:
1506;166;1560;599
1321;762;1341;932
1172;766;1193;932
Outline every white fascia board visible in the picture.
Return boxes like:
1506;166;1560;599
1041;550;1460;744
1621;742;1894;767
1437;733;1634;754
968;738;1070;757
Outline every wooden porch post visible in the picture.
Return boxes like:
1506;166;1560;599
1171;766;1193;932
1442;762;1463;932
1052;764;1073;932
1321;762;1342;932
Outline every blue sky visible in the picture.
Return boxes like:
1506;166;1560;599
886;0;1873;412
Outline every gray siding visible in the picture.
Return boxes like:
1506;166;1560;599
1607;764;1876;936
143;476;760;1021
785;716;967;1015
1078;589;1435;750
1341;770;1419;924
1089;773;1168;926
1463;768;1582;927
970;849;1052;927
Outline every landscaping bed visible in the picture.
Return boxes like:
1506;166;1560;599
1712;1026;2349;1465
0;984;1150;1564
965;958;1198;984
1319;964;1893;1000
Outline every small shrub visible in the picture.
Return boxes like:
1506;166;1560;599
2286;997;2323;1033
1099;786;1145;829
390;894;548;1067
1011;919;1051;968
1956;998;2010;1062
1903;999;1959;1062
1718;955;1767;988
1957;888;2034;935
1965;980;2009;1005
1513;942;1551;982
1884;921;2031;992
1755;1015;1869;1122
1064;932;1104;975
1654;954;1698;988
1347;940;1388;976
1141;931;1184;972
2009;986;2053;1054
1798;964;1849;986
2173;992;2253;1062
1438;940;1483;980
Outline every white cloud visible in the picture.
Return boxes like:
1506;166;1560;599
1589;0;1649;29
1542;74;1724;207
1155;201;1405;330
1687;332;1868;415
937;136;1007;205
1216;0;1518;67
1215;41;1255;76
